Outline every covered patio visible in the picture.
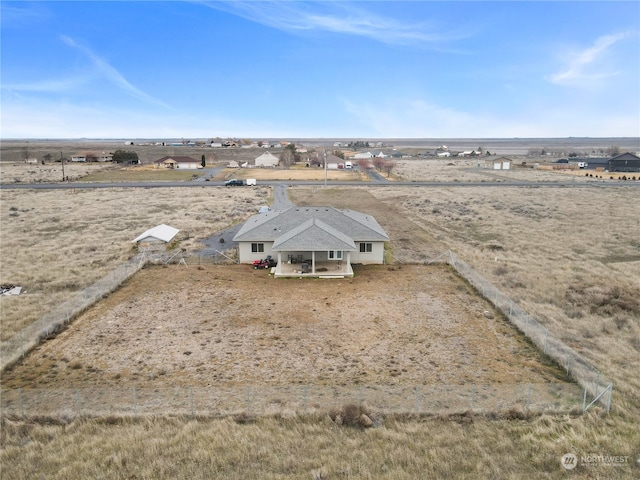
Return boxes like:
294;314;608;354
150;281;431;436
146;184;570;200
273;252;354;278
271;218;357;278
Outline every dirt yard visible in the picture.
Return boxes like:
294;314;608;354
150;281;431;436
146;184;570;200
0;264;565;390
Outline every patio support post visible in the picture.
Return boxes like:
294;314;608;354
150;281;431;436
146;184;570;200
277;252;282;274
312;251;316;274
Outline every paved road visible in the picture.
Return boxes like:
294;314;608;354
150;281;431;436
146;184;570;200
2;179;637;190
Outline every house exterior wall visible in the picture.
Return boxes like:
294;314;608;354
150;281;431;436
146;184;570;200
609;159;640;172
238;241;385;264
255;159;279;167
177;162;199;169
238;241;275;263
350;241;385;264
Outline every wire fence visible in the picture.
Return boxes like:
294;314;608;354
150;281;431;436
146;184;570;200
0;253;148;372
1;383;584;419
1;248;612;418
431;250;613;412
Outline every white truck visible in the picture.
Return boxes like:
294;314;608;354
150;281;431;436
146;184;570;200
245;178;257;186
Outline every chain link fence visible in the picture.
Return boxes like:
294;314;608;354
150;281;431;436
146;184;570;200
1;248;611;418
431;250;613;412
0;253;148;372
1;383;583;419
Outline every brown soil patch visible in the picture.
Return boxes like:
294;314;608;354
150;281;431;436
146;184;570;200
1;264;565;390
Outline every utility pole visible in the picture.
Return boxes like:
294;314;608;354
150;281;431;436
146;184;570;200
324;148;327;187
60;151;65;181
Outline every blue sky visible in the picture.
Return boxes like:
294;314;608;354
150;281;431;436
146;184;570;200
1;1;639;139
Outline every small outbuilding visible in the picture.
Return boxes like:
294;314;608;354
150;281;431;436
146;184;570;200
255;151;280;168
132;224;179;250
489;157;512;170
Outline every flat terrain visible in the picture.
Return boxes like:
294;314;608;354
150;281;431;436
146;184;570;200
1;144;639;479
0;264;565;390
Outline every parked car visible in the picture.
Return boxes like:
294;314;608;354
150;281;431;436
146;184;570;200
224;179;244;186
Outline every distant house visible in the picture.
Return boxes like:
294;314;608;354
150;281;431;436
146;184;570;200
489;157;512;170
353;151;374;159
233;206;389;277
154;156;201;169
460;150;481;158
609;152;640;173
255;151;280;168
71;151;112;162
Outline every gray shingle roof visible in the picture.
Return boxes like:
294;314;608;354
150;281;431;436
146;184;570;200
233;206;389;248
272;218;357;251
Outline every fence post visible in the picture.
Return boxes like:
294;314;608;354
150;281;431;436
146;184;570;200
565;353;571;376
525;315;529;335
132;387;137;418
525;384;531;412
582;386;587;413
19;388;24;418
509;301;513;318
606;384;613;413
303;386;308;415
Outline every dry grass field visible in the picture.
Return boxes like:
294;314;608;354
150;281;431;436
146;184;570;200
0;186;269;340
1;157;639;478
213;166;367;182
0;264;566;391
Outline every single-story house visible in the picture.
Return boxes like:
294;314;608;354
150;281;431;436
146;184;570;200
154;156;201;169
132;224;179;250
609;152;640;172
255;151;280;167
353;151;374;159
71;152;112;162
489;157;512;170
233;206;389;277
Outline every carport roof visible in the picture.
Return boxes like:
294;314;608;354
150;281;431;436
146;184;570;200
132;224;179;243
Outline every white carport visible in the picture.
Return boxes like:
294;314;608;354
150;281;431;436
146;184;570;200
132;224;180;246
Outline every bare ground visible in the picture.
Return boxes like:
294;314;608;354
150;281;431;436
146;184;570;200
0;263;565;390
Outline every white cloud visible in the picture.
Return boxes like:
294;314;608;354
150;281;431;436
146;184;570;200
340;97;640;138
2;76;91;93
60;35;171;108
547;32;632;88
198;1;468;47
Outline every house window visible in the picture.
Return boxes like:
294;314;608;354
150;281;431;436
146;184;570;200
251;243;264;253
359;243;373;253
328;250;343;260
